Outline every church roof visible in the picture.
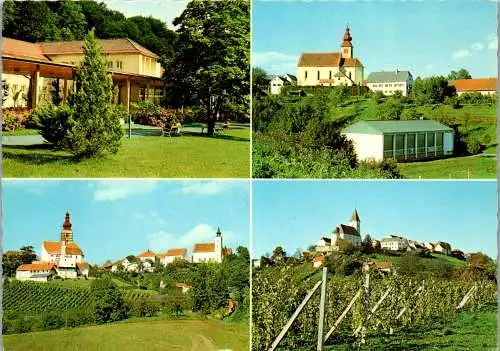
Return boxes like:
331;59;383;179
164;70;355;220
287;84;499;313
43;241;83;255
297;53;362;68
337;224;360;236
193;243;215;253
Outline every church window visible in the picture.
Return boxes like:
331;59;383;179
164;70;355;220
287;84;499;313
329;71;332;79
305;71;308;79
317;71;320;80
349;72;351;79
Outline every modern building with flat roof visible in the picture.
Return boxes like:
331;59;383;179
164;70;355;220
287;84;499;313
343;120;454;162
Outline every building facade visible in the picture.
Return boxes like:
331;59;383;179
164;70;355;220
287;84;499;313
159;248;188;265
192;227;223;263
366;70;413;96
343;120;454;162
2;37;164;110
381;235;408;251
297;26;364;87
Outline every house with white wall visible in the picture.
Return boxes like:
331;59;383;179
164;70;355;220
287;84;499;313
269;74;296;94
158;248;188;265
381;235;408;251
453;78;496;96
366;70;413;96
343;120;454;162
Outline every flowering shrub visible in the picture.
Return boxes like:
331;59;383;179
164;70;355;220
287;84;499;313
132;101;178;130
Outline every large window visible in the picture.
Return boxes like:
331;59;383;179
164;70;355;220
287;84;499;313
427;132;435;156
383;134;394;158
395;134;405;160
417;133;426;159
407;133;416;160
436;132;444;155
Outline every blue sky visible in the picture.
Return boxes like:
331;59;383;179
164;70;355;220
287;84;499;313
3;180;249;265
101;0;188;28
252;0;498;78
252;181;498;259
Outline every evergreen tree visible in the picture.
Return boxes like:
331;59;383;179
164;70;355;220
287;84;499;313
67;29;123;159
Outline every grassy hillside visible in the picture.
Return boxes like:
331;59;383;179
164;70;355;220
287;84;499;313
3;319;249;351
369;252;466;268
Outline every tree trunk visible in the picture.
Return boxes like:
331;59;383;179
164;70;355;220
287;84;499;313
207;117;215;136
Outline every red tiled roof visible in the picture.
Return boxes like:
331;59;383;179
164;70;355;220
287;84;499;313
137;250;156;258
298;52;362;67
313;256;325;263
193;243;215;253
17;262;56;271
76;262;89;270
375;262;392;270
2;38;49;61
43;241;83;255
225;248;233;256
453;78;496;92
40;38;159;58
165;248;187;257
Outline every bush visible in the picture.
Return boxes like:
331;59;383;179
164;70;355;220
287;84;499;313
400;107;422;120
31;104;73;148
376;98;403;120
40;311;64;330
444;96;461;109
128;296;160;317
90;278;129;323
465;135;482;155
132;101;178;130
1;112;23;132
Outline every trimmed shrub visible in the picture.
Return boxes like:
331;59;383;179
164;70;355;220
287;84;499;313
31;103;73;148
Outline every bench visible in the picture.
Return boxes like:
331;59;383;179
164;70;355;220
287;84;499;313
165;123;182;137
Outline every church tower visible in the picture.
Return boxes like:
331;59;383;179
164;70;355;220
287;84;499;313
214;226;223;263
60;211;74;242
340;25;353;59
349;209;360;233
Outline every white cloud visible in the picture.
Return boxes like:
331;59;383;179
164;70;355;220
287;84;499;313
452;49;472;59
252;51;297;74
132;211;166;226
93;180;157;202
470;42;484;51
148;224;235;252
488;37;498;50
176;180;248;196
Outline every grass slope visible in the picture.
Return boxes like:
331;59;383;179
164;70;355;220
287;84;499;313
3;129;250;178
3;319;249;351
398;155;497;179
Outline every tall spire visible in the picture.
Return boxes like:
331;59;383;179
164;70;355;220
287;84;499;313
351;209;360;222
341;24;352;47
60;210;74;242
216;226;221;236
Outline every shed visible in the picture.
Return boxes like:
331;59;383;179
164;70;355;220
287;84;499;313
343;120;454;162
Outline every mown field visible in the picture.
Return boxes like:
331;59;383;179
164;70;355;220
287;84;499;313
2;128;250;178
3;319;249;351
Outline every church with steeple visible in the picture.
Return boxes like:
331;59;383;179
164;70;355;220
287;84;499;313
296;25;364;87
332;209;362;248
16;211;89;282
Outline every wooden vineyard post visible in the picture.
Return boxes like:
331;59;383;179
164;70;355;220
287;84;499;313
317;267;328;351
324;290;362;343
360;274;370;343
268;280;323;351
457;283;477;310
353;287;392;336
396;282;425;320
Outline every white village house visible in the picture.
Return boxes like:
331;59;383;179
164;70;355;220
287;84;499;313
16;211;89;282
269;74;296;95
158;248;188;265
453;78;497;96
343;120;454;162
366;70;413;97
380;235;408;251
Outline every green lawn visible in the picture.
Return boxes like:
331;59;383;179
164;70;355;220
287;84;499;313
2;128;40;136
3;319;249;351
2;129;250;178
397;155;497;179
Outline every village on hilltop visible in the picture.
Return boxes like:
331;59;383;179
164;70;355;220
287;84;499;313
14;211;232;283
